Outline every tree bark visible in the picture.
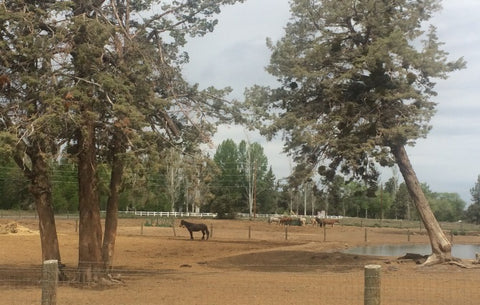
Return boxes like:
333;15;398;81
13;144;64;279
77;123;103;282
30;155;62;263
102;132;124;272
391;145;452;265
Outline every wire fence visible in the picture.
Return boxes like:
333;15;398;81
2;215;480;304
1;261;479;305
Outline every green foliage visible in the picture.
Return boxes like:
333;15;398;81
256;168;278;213
465;175;480;224
208;139;278;215
470;175;480;205
389;183;415;220
311;176;465;222
51;161;79;213
465;204;480;225
0;0;246;221
245;0;465;188
451;229;466;236
0;161;32;210
210;140;244;214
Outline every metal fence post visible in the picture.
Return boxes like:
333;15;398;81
364;264;381;305
42;259;58;305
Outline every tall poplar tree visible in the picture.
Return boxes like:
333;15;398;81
246;0;464;264
238;141;269;216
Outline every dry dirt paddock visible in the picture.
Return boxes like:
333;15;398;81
1;217;480;305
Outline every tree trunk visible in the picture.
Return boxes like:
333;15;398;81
13;144;65;279
77;124;103;282
102;133;124;272
30;155;62;263
392;145;452;265
71;0;105;283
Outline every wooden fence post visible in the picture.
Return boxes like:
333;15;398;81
365;228;368;242
248;226;251;240
364;264;381;305
285;226;288;240
323;224;326;242
210;223;214;239
172;219;176;237
42;259;58;305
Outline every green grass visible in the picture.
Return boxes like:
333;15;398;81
339;217;480;235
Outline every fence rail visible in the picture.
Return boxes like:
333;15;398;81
123;211;344;219
127;211;218;218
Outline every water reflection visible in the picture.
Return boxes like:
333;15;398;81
344;244;480;259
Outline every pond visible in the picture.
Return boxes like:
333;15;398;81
343;244;480;259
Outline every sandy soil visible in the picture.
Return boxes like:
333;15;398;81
1;217;480;305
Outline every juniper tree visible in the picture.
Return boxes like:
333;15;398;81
246;0;465;264
0;1;71;270
67;0;245;280
3;0;245;282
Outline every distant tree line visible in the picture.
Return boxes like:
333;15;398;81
0;138;474;223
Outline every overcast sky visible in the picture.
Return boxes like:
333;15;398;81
182;0;480;204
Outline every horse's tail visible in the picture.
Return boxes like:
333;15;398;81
205;225;210;240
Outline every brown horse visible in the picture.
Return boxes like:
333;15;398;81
320;218;339;227
279;216;293;225
180;220;209;240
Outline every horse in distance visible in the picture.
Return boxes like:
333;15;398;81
180;219;210;240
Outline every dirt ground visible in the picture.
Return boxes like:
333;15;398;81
1;217;480;305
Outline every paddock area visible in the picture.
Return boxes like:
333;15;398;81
1;217;480;305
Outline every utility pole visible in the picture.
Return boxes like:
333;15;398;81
303;182;307;216
253;159;257;218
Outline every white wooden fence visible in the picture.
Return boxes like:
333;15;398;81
123;211;218;218
121;210;344;219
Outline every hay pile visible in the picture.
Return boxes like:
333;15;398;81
0;222;37;235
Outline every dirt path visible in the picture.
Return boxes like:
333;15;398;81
1;218;480;305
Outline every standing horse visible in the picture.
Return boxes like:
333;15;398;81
321;218;339;227
180;220;210;240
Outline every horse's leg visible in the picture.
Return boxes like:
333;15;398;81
189;229;194;240
201;229;205;240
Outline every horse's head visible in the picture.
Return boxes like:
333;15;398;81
179;220;185;227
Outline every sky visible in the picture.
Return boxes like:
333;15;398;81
182;0;480;204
